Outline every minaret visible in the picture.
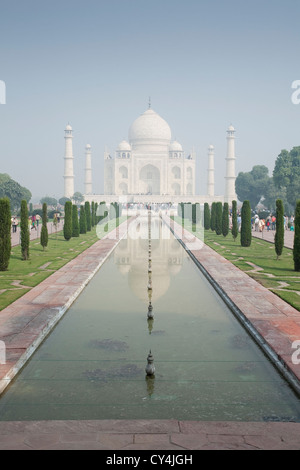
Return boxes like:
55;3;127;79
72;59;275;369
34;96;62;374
207;145;215;198
84;144;92;195
63;124;74;199
225;125;237;203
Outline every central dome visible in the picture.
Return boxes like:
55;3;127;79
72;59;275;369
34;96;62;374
128;109;172;150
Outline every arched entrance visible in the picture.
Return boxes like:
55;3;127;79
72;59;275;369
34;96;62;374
139;164;160;195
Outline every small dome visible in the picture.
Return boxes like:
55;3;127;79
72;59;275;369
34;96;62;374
65;124;72;131
86;144;91;149
118;140;131;151
208;144;214;150
170;140;183;152
228;124;235;131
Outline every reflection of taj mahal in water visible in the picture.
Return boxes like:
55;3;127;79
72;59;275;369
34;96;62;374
114;217;183;303
63;103;237;204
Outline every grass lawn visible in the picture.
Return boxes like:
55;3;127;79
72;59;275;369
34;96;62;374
0;217;127;311
173;216;300;312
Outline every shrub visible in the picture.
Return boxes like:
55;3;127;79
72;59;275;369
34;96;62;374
72;204;80;237
241;200;252;247
79;205;87;234
0;198;11;270
210;202;216;231
63;201;72;240
40;202;48;250
204;203;210;230
20;199;30;259
275;199;284;260
85;201;91;231
231;200;238;241
222;202;229;237
293;200;300;271
215;202;222;235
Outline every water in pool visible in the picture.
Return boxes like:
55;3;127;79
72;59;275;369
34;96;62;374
0;215;300;422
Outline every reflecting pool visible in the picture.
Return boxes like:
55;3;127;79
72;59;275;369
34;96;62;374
0;215;300;421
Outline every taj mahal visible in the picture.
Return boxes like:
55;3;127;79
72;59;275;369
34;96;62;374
63;104;237;205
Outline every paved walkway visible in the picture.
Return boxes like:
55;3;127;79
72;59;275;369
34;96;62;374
11;221;64;247
252;228;294;249
1;216;300;450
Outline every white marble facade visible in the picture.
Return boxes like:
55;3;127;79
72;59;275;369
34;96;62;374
104;107;196;197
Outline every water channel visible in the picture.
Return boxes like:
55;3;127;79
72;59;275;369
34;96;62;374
0;213;300;422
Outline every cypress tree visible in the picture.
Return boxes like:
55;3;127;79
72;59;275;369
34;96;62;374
210;202;216;231
40;202;48;250
20;199;30;260
79;205;87;234
0;198;11;270
231;200;238;241
275;199;284;260
72;204;80;237
63;201;72;240
85;201;91;231
241;200;252;247
222;202;229;237
215;202;222;235
94;202;98;224
293;200;300;271
204;202;210;230
91;201;95;227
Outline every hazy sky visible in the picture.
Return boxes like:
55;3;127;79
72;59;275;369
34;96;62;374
0;0;300;201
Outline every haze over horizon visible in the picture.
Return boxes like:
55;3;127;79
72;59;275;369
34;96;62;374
0;0;300;202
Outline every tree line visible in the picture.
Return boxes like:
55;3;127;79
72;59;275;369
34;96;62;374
235;146;300;214
0;198;122;272
178;199;300;272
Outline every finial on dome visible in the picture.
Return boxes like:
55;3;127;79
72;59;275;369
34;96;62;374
148;96;151;109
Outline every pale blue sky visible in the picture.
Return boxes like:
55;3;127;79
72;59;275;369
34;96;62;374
0;0;299;201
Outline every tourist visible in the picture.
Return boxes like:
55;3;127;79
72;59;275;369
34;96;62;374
266;216;271;231
36;214;41;227
12;217;18;233
254;215;260;232
271;215;276;230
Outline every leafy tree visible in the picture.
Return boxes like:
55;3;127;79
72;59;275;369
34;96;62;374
20;200;30;260
73;192;84;204
59;197;71;206
210;202;216;231
240;200;252;247
0;198;11;270
79;205;87;234
222;202;229;237
235;165;270;209
72;204;80;237
293;200;300;271
40;196;57;207
231;200;238;241
63;201;72;240
215;202;222;235
204;203;210;230
85;201;91;231
274;199;284;260
40;203;48;250
273;147;300;208
0;173;31;210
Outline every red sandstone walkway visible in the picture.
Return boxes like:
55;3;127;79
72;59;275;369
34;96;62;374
252;228;294;249
1;216;300;450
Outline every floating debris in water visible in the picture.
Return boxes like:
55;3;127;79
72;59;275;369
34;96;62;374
89;338;129;352
82;364;142;381
262;415;296;422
